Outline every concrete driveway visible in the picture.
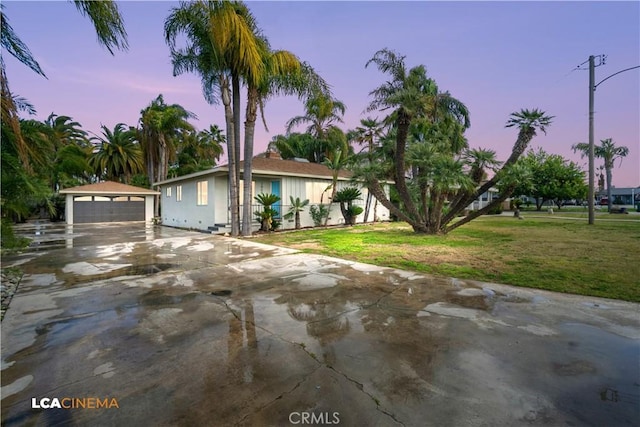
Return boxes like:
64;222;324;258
1;222;638;426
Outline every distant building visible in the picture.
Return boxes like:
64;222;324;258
600;187;640;205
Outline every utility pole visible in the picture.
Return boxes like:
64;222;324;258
583;55;606;225
576;56;639;224
588;56;596;225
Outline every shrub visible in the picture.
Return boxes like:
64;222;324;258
487;206;503;215
309;204;329;227
1;219;30;249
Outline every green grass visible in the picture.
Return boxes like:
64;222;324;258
256;217;640;302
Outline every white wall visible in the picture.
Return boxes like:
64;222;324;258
159;173;391;232
160;175;217;230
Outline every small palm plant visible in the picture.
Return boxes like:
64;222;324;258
254;193;281;232
333;187;363;226
283;196;309;229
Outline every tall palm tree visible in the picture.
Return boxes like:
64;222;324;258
44;113;88;148
242;38;329;235
139;94;195;188
352;117;383;221
90;123;143;184
165;0;263;236
573;138;629;212
286;91;346;140
1;1;127;171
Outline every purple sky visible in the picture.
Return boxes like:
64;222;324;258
4;1;639;187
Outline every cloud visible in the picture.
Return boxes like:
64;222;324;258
57;66;194;95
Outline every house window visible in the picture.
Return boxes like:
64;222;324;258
166;187;172;198
197;181;208;205
176;185;182;202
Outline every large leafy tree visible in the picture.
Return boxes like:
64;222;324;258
359;49;552;234
512;148;588;210
90;123;143;184
572;138;629;212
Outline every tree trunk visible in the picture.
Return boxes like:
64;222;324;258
445;185;516;234
443;128;535;227
242;87;259;236
323;179;337;227
221;76;239;236
606;165;613;212
158;134;167;183
295;211;300;229
373;199;378;222
393;113;422;223
363;192;372;223
231;75;242;236
368;179;426;232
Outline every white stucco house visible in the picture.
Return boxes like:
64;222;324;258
154;152;391;233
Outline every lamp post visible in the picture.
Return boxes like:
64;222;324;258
583;56;639;225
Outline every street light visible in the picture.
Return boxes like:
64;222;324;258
582;56;639;225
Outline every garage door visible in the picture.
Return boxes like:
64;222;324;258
74;196;145;223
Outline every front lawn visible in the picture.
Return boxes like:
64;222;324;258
256;217;640;302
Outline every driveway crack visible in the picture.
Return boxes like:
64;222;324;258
234;364;322;426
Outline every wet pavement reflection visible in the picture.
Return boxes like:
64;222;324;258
1;223;639;426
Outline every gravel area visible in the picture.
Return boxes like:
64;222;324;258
1;268;23;321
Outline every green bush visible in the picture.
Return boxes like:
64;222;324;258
487;206;503;215
1;219;30;249
309;204;329;227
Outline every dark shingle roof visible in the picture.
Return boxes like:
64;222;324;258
241;157;352;179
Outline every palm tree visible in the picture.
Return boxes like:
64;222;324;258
573;138;629;212
267;133;319;162
445;110;553;233
242;44;328;235
1;1;127;171
333;187;363;226
352;117;383;222
165;0;263;236
286;91;346;140
284;196;309;229
254;193;280;232
321;139;349;226
90;123;143;183
139;94;195;187
171;125;225;177
365;48;470;231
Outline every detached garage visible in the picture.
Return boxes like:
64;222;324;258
59;181;158;224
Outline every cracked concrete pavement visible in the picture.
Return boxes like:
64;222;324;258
1;222;639;426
